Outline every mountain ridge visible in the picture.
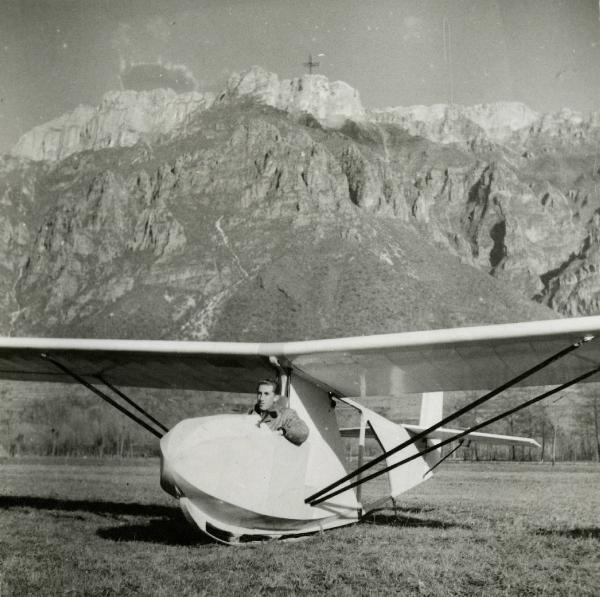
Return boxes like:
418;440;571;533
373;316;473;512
10;65;600;164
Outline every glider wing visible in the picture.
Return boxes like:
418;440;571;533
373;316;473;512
1;315;600;395
0;337;273;393
281;316;600;396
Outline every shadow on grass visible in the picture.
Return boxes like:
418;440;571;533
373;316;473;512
364;507;469;530
536;527;600;540
0;495;215;545
0;495;176;518
97;517;214;546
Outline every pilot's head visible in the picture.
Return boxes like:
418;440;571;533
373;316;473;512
256;379;278;412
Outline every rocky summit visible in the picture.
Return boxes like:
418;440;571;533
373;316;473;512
3;66;600;342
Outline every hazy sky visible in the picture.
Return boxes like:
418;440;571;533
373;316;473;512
1;0;599;154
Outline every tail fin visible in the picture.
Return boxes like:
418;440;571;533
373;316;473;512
419;392;444;427
339;396;444;513
419;392;444;462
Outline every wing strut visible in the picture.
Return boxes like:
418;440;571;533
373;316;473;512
95;374;169;434
41;354;167;439
424;440;464;476
306;334;593;505
310;364;600;506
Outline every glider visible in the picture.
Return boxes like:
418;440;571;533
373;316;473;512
2;315;600;545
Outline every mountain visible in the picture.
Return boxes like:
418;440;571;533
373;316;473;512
6;66;600;335
4;84;567;341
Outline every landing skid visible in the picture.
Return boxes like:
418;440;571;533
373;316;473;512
179;497;357;545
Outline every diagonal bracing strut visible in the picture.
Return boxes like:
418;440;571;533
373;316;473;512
306;334;594;505
95;374;169;434
41;353;167;439
424;440;464;477
310;364;600;506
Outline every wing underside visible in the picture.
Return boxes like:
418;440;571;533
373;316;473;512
0;342;273;393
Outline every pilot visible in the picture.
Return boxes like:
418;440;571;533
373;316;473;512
249;379;309;446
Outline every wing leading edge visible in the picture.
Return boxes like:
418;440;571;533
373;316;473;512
1;315;600;395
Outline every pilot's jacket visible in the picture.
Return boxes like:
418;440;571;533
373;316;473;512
249;404;309;446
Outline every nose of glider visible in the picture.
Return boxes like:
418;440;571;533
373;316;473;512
159;430;181;498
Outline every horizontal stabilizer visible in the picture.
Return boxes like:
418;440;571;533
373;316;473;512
339;424;540;449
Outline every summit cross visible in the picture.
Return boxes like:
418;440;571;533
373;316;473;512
303;53;320;75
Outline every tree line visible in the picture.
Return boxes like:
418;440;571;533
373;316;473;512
6;395;160;457
449;391;600;463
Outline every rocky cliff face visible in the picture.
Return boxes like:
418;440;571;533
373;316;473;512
10;66;365;163
220;66;365;127
370;102;600;148
3;67;600;341
370;102;540;145
5;101;553;340
11;89;216;162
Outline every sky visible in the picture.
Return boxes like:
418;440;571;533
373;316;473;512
1;0;600;154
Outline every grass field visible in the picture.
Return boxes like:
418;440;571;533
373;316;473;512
1;458;599;596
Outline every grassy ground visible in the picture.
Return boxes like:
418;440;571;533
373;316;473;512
1;458;599;596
